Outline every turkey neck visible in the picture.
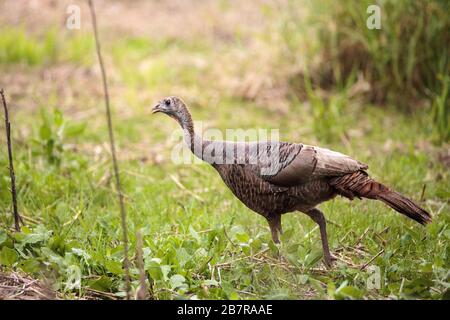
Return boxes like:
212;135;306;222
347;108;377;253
176;108;204;160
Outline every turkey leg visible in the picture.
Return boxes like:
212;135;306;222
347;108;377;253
267;214;283;243
305;208;336;267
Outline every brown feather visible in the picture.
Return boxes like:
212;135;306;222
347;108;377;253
330;171;432;225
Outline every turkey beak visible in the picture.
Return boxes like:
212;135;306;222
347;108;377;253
152;103;162;114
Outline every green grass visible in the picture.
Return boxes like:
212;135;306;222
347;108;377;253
0;94;448;299
0;27;94;66
0;5;449;300
0;28;56;65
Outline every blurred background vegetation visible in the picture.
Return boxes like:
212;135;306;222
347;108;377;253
0;0;448;299
284;0;449;142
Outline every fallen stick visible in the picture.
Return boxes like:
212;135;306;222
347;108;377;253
169;174;205;202
360;249;384;270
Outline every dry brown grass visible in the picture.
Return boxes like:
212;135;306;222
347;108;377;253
0;0;294;114
0;271;57;300
0;0;270;41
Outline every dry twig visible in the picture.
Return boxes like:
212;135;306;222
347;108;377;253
0;272;56;300
1;89;22;231
360;249;385;270
87;0;131;299
169;174;205;203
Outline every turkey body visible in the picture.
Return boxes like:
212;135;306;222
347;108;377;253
208;140;362;217
213;153;335;217
216;163;336;216
207;139;431;267
152;96;432;267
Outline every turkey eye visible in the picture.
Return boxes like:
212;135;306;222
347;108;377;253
164;100;171;106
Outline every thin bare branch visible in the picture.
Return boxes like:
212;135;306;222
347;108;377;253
360;249;385;270
87;0;131;299
1;89;22;231
420;183;427;202
169;174;205;203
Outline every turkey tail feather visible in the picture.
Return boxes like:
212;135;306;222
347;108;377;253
330;171;432;225
376;190;432;225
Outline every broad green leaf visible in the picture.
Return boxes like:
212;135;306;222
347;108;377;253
87;276;114;292
189;225;200;242
334;281;363;300
202;279;219;287
39;123;52;140
194;248;208;259
176;247;191;268
0;246;18;266
327;281;336;298
105;260;123;275
228;291;240;300
72;248;91;261
19;258;41;273
40;247;65;267
268;239;279;254
304;249;322;267
161;265;171;281
53;109;63;126
65;122;87;138
146;258;170;281
170;274;187;290
146;259;162;280
0;230;7;245
17;226;52;245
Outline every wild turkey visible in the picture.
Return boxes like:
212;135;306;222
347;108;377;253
152;96;432;267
